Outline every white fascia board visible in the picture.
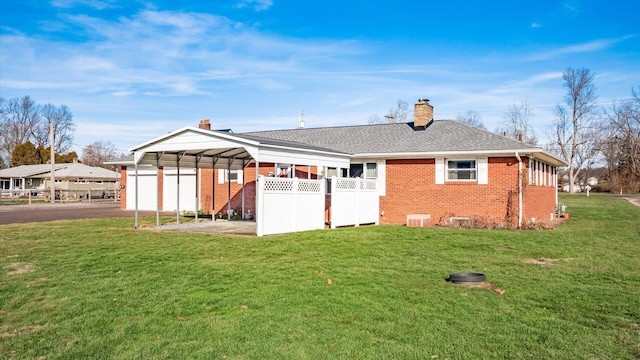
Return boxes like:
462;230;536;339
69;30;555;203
354;149;568;166
256;147;350;168
529;150;569;167
129;126;260;153
259;143;350;159
104;159;134;166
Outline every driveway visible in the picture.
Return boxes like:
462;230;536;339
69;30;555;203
0;201;165;225
614;194;640;207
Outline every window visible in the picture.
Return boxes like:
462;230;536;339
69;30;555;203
217;169;243;184
349;164;363;178
347;162;377;179
447;160;477;180
366;163;377;179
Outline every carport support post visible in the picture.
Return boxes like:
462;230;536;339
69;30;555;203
176;154;181;225
156;153;161;227
134;162;139;229
241;160;247;220
255;160;259;225
212;156;218;220
227;161;231;221
195;155;199;223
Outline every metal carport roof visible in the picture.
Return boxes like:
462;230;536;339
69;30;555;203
130;126;351;170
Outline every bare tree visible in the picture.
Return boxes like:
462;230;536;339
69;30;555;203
0;96;41;164
0;96;76;166
368;100;410;124
550;67;601;194
602;86;640;192
456;110;487;130
34;104;75;153
82;141;119;169
499;99;537;145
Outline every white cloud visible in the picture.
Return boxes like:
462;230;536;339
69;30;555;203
531;22;542;28
562;1;581;16
50;0;118;10
235;0;273;11
526;36;635;61
0;8;363;99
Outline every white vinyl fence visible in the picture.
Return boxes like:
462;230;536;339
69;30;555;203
255;176;325;236
330;176;379;228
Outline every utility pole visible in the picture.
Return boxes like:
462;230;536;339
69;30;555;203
50;123;55;204
297;108;305;129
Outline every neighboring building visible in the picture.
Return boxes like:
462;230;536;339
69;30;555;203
114;100;567;228
0;162;120;199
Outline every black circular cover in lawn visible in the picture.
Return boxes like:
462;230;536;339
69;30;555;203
447;273;486;283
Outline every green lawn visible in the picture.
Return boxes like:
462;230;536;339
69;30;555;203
1;194;639;359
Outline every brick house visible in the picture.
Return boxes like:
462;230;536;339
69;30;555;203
116;100;567;229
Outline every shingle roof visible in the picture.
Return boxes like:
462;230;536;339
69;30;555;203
0;164;67;178
232;133;350;155
243;120;539;155
40;163;120;180
0;163;119;180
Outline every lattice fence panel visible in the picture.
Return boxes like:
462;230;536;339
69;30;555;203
335;179;357;190
263;178;294;192
298;180;322;193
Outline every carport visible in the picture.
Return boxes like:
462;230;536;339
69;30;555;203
129;125;351;235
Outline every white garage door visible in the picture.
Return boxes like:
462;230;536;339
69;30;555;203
126;166;158;211
163;167;197;212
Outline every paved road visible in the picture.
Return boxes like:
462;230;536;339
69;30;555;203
614;194;640;207
0;201;167;225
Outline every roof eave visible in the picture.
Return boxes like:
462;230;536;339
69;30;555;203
129;126;261;153
353;149;568;166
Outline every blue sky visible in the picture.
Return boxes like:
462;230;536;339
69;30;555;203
1;0;639;154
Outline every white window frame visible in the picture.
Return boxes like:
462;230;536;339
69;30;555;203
218;169;243;184
348;162;377;179
446;159;478;182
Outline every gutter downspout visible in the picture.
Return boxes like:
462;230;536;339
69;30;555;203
515;152;523;229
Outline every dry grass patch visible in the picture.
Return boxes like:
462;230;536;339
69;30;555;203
0;323;50;338
523;257;574;265
5;262;33;275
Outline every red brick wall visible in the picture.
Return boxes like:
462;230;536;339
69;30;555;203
199;163;277;217
380;157;557;227
522;161;558;224
119;166;127;210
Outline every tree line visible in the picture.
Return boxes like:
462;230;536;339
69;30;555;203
368;68;640;193
0;96;122;170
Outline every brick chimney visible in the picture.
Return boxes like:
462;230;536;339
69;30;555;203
414;98;433;128
198;119;211;130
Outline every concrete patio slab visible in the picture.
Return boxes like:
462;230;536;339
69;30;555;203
150;219;257;235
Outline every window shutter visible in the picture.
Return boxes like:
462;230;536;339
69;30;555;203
478;157;488;184
435;158;445;184
218;169;224;184
377;160;386;196
237;170;243;184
